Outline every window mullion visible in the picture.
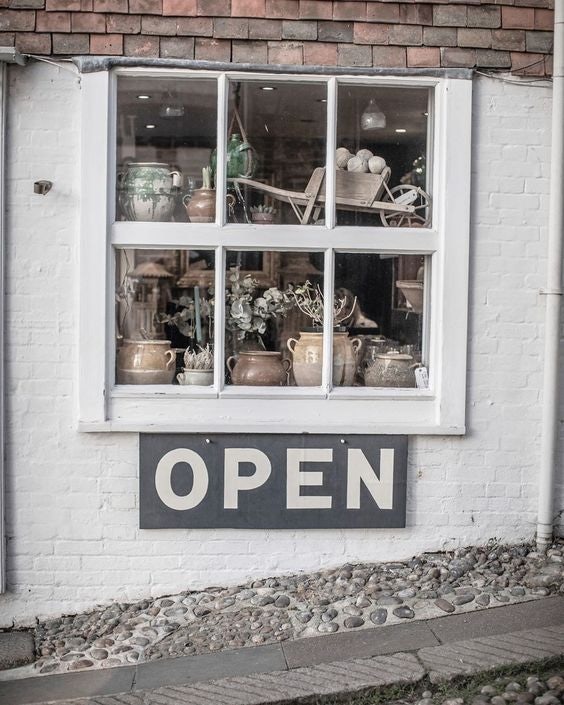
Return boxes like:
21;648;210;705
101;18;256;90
321;248;334;393
325;77;337;230
214;245;226;392
216;74;229;226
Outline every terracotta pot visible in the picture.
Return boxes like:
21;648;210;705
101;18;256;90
286;331;361;387
184;188;215;223
117;339;176;385
364;352;418;388
118;162;181;222
227;351;291;386
177;369;214;386
251;212;274;224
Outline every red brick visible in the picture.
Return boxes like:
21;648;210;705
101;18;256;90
514;0;551;7
458;27;492;48
338;43;371;66
299;0;331;20
197;0;230;15
389;24;421;45
266;0;297;19
72;11;105;31
176;15;212;34
492;29;525;51
195;36;230;60
526;30;552;53
0;9;34;29
232;0;265;17
52;32;88;52
163;0;196;15
467;6;500;29
141;15;176;34
399;4;432;26
534;9;553;30
130;0;162;13
318;19;352;41
407;46;439;67
81;0;92;9
354;22;389;44
232;38;267;62
333;1;365;21
267;39;302;63
214;16;248;37
15;32;51;53
440;47;476;68
249;17;281;38
423;26;456;47
160;36;194;57
124;33;159;54
282;19;316;39
92;0;127;11
433;5;466;27
46;0;81;9
36;10;70;30
303;39;336;64
106;13;141;31
0;32;15;45
10;0;42;7
511;51;547;75
372;44;405;67
366;3;399;23
90;32;123;53
502;7;534;29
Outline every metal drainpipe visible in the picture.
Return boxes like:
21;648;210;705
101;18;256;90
537;0;564;552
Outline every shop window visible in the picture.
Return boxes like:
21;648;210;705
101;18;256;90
81;70;471;433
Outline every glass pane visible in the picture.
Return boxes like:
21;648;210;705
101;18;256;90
334;253;429;388
115;249;215;386
224;81;327;225
116;77;217;223
225;252;324;386
336;85;431;227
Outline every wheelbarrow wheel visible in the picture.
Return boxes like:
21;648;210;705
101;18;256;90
379;185;431;227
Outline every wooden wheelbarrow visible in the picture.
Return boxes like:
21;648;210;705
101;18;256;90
230;166;431;227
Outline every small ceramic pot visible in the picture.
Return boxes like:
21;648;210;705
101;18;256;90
177;369;214;386
364;352;419;388
184;188;216;223
117;339;176;385
118;162;182;222
251;212;274;224
287;331;361;387
227;351;291;386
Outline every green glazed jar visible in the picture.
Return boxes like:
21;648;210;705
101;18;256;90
210;134;257;180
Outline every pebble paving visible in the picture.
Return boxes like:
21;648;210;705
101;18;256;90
24;540;564;676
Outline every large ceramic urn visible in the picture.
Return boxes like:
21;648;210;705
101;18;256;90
118;162;182;222
287;331;361;387
227;351;290;386
117;339;176;385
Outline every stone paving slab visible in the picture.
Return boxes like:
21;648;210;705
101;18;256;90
0;632;34;671
419;623;564;684
283;619;439;669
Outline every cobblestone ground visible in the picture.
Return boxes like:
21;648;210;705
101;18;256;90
20;540;563;676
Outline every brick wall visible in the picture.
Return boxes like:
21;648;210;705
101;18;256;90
0;1;554;76
0;60;560;625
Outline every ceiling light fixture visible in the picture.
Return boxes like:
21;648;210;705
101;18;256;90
137;94;151;100
395;128;407;133
261;86;276;91
361;99;386;130
145;124;156;129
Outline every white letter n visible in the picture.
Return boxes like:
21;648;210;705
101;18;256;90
346;448;394;509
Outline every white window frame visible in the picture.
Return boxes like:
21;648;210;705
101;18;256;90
79;68;471;435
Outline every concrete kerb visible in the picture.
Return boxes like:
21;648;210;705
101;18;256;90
0;597;562;705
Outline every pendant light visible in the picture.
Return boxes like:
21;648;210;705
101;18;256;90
361;99;386;130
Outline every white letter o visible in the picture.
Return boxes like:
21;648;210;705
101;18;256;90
155;448;209;511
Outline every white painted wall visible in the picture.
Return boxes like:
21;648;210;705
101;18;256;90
0;62;561;626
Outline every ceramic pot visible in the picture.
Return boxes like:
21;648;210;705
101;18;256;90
211;133;257;179
117;339;176;385
287;331;361;387
177;369;214;386
251;212;274;224
226;351;291;386
364;352;418;388
184;188;216;223
118;162;181;222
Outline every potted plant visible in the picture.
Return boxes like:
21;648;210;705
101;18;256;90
250;204;276;224
287;281;360;387
177;344;214;386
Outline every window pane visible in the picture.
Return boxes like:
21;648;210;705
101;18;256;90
115;249;215;386
224;81;327;225
225;252;324;386
334;253;429;388
116;77;217;223
336;85;431;227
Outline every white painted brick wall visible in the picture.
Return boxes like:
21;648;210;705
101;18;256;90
0;63;562;626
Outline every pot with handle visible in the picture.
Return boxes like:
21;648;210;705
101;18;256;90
287;331;361;387
117;339;176;385
118;162;182;222
227;351;291;386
